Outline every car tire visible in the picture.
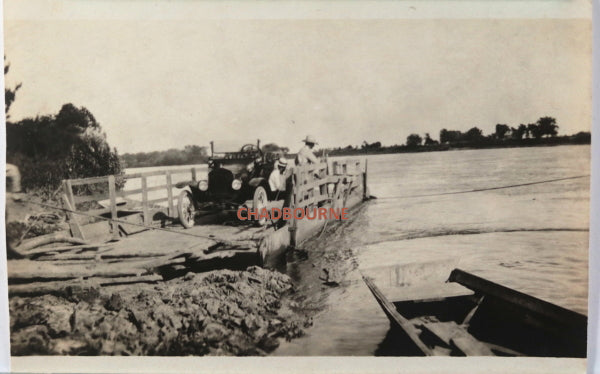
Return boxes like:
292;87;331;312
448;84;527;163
177;190;196;229
252;186;268;226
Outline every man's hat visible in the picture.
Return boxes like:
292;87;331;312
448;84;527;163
276;157;288;168
302;135;318;144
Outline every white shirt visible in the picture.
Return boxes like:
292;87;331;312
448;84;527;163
296;145;319;165
269;168;286;192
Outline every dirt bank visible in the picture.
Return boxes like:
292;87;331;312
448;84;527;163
10;266;311;356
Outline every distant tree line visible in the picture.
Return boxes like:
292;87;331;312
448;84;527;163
321;116;590;157
120;143;291;168
120;145;209;168
438;117;560;145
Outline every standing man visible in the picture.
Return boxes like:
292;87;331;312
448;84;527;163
296;135;319;166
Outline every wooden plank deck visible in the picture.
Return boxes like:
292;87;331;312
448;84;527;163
7;222;274;296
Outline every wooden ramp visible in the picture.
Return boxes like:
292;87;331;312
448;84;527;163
7;223;275;296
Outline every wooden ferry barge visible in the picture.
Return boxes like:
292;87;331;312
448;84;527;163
8;158;368;295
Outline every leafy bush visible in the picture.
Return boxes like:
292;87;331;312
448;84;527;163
6;104;123;195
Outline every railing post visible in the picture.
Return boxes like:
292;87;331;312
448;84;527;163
108;175;119;239
363;158;368;199
61;192;85;240
288;169;298;248
64;179;76;209
166;171;174;217
191;168;197;182
141;176;150;225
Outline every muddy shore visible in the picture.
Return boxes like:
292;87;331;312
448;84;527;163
8;218;361;357
9;266;314;356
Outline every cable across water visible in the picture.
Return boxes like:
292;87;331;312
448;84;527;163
374;174;590;200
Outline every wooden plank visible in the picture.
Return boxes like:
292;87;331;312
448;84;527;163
82;207;110;216
7;260;149;281
362;276;434;355
141;176;150;225
123;169;167;178
108;175;119;238
62;194;85;240
63;180;76;209
298;195;329;209
363;158;368;198
448;269;587;328
289;174;297;247
67;167;205;186
148;196;169;204
24;242;112;256
172;168;197;175
8;274;163;296
123;168;194;180
191;167;197;182
379;283;474;303
36;253;99;261
166;171;174;216
417;320;494;356
142;251;188;270
145;184;168;193
68;176;109;186
73;192;109;204
120;188;144;196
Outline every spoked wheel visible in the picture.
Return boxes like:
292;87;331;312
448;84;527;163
177;190;196;229
252;186;269;226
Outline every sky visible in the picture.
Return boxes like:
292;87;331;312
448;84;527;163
3;2;592;154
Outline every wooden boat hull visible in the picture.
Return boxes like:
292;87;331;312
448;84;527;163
363;268;587;357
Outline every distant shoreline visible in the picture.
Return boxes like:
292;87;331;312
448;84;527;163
318;136;591;158
120;134;590;168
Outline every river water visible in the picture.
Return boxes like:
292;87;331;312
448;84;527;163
274;145;590;356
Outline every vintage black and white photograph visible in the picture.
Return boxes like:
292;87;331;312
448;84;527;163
1;0;593;369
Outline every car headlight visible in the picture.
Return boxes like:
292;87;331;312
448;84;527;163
198;180;208;191
232;179;242;191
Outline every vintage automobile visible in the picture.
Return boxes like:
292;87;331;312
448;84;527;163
175;140;286;228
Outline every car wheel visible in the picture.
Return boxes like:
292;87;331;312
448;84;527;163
252;186;268;226
177;190;196;229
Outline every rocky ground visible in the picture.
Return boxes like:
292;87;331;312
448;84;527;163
9;266;312;356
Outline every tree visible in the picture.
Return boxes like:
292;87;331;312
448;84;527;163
361;141;382;150
406;134;422;147
511;124;527;140
495;124;510;139
4;57;22;119
6;103;122;193
527;123;541;139
536;116;558;137
261;143;289;154
184;145;208;158
439;129;449;144
439;129;462;144
55;103;100;132
464;127;483;143
424;133;439;145
572;131;591;143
